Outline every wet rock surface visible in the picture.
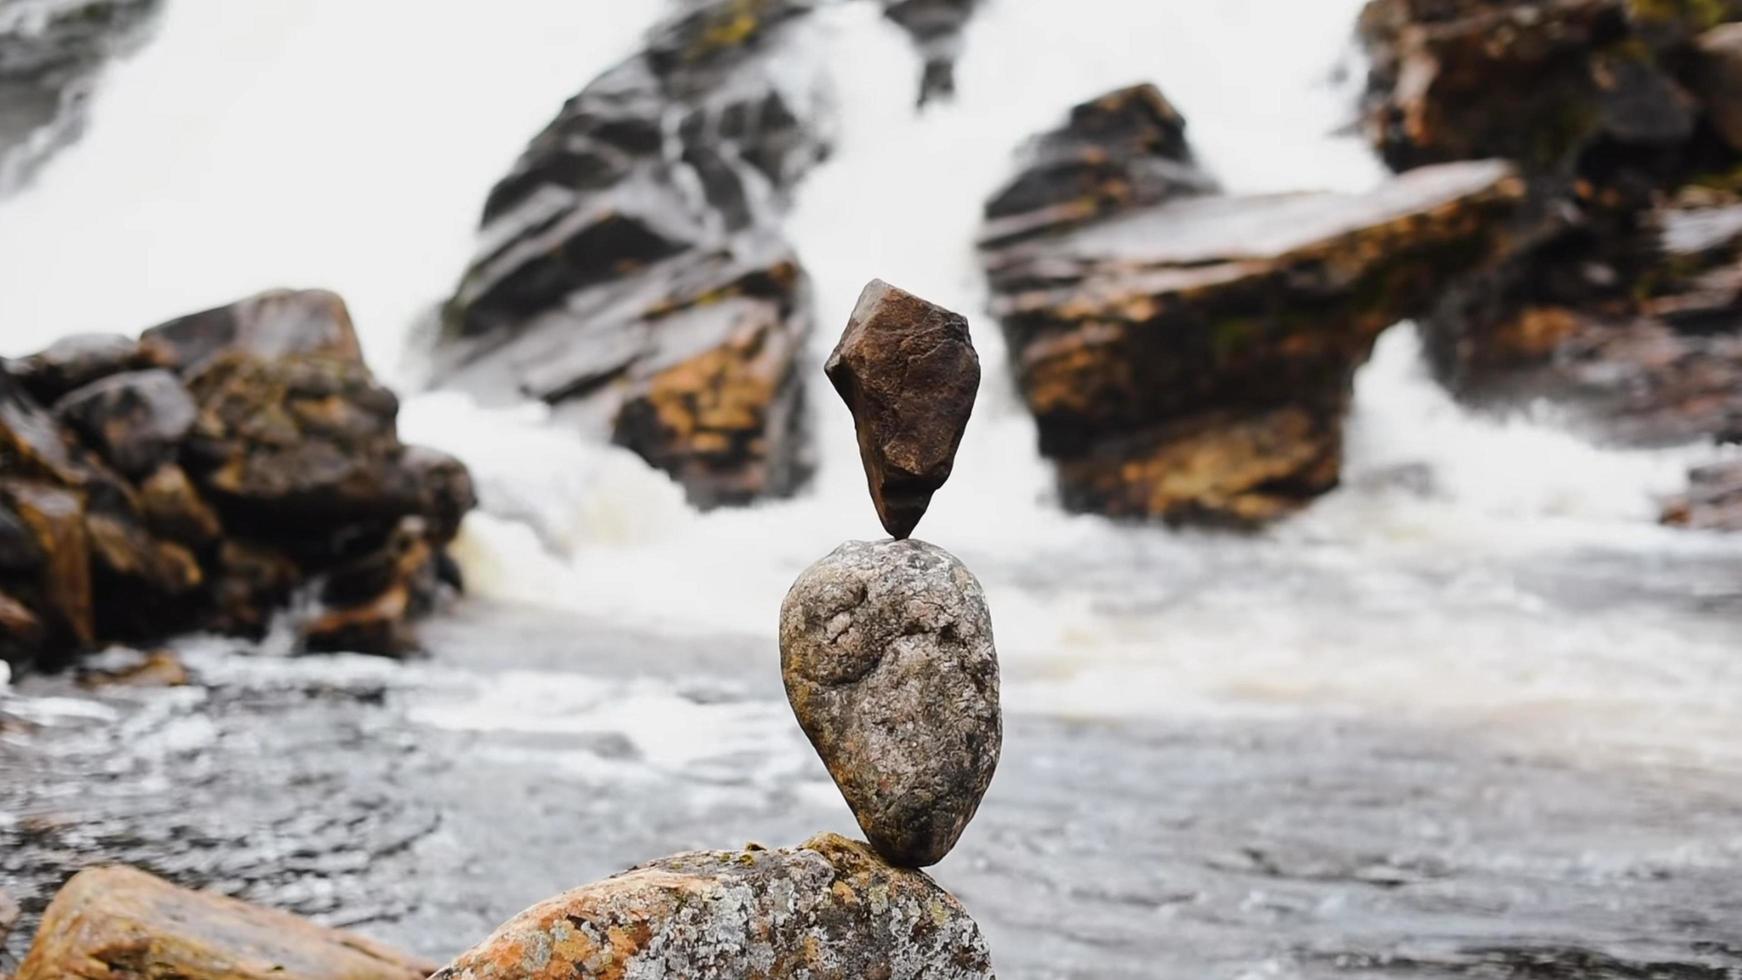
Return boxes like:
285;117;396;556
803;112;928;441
0;0;163;196
1360;0;1742;471
982;83;1217;247
826;280;980;540
781;539;1000;867
433;833;994;980
14;865;433;980
1;593;1740;978
0;289;475;669
1357;0;1711;181
430;0;832;508
982;93;1525;526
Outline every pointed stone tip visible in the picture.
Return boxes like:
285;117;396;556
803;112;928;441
827;279;980;540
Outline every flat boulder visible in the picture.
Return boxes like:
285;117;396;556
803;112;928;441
983;107;1524;525
14;865;433;980
432;834;995;980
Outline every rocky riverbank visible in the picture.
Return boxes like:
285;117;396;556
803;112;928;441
0;289;476;672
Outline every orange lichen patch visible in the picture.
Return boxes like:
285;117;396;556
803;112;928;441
1059;406;1343;526
15;866;432;980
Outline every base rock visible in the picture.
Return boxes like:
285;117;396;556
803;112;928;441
14;865;432;980
432;834;995;980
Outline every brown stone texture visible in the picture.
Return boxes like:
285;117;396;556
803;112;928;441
432;834;995;980
0;287;476;669
14;866;432;980
825;280;980;540
983;105;1525;526
1358;0;1705;177
983;83;1216;247
781;539;1000;867
141;287;363;373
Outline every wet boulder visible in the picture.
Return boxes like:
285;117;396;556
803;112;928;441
143;288;364;374
432;834;995;980
0;480;92;652
431;0;828;507
782;540;1001;867
983;83;1217;247
6;332;166;403
1420;196;1742;445
982;109;1525;526
53;368;196;478
182;352;403;539
137;462;222;546
2;287;477;666
1357;0;1705;182
13;865;433;980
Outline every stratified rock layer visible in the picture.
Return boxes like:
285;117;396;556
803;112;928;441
983;83;1216;247
431;0;830;508
983;89;1525;526
432;834;996;980
781;539;1000;867
0;288;475;669
826;280;980;540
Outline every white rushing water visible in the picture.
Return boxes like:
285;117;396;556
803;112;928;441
1;0;1738;767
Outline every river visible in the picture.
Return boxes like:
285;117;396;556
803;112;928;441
2;1;1741;977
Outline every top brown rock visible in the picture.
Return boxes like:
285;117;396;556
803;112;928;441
825;280;980;540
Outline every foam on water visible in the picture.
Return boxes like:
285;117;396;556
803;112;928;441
0;0;1737;764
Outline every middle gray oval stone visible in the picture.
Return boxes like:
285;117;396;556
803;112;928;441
779;538;1002;867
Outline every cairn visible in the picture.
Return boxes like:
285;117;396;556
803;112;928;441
780;279;1002;867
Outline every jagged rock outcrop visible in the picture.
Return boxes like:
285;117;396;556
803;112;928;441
0;288;476;670
981;86;1525;524
1361;0;1742;463
431;0;830;508
982;83;1217;247
880;0;980;106
0;0;164;195
1358;0;1722;187
14;865;433;980
432;834;996;980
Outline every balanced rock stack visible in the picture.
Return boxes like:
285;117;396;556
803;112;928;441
782;279;1002;867
430;280;1000;978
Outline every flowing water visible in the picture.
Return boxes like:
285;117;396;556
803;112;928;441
3;1;1742;977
